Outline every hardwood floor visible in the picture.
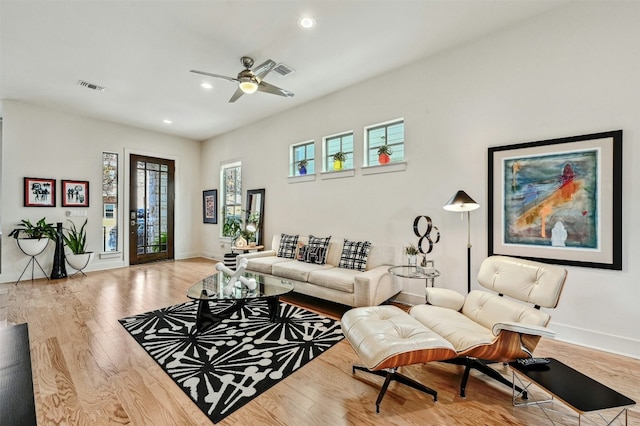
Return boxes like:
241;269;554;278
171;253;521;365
1;258;638;425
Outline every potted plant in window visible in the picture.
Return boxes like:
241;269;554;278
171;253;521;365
333;151;346;171
377;145;393;164
61;219;94;273
404;243;419;267
9;217;57;256
297;159;308;175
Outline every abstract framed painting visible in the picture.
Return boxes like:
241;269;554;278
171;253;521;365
203;189;217;224
488;130;622;270
24;177;56;207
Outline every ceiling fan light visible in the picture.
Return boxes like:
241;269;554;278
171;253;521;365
239;78;258;94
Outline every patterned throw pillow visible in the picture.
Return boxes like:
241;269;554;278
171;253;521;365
303;246;327;265
338;239;372;272
307;235;331;264
296;243;308;261
277;233;299;258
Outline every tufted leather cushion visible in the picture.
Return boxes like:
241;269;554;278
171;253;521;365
341;305;456;370
477;255;567;308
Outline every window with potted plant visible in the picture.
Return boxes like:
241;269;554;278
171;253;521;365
377;144;393;164
297;159;308;175
332;151;346;171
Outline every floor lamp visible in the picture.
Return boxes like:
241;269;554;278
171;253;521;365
444;190;479;293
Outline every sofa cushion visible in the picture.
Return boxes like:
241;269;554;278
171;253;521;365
246;256;292;275
338;239;371;272
277;233;299;258
308;235;331;264
273;260;333;282
308;267;359;293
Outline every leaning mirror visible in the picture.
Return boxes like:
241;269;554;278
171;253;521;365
245;189;265;246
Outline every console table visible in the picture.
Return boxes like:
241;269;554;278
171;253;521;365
510;358;635;425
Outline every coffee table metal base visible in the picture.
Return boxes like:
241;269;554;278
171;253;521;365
195;296;282;333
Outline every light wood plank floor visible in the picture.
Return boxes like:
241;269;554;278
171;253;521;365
1;258;637;425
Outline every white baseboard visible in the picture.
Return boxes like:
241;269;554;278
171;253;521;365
549;322;640;360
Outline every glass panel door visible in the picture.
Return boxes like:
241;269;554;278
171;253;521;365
129;154;174;264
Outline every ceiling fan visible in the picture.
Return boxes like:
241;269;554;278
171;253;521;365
190;56;294;103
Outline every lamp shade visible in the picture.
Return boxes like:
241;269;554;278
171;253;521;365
239;78;258;94
443;190;480;212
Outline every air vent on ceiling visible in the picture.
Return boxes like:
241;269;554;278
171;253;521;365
272;63;295;78
77;80;107;92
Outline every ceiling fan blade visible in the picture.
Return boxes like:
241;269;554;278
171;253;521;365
257;80;294;98
228;87;245;103
189;69;238;83
252;59;276;79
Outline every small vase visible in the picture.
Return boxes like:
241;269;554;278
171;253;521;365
298;165;307;175
333;160;343;171
378;153;391;164
408;255;417;267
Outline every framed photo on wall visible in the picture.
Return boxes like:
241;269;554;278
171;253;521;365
61;180;90;207
488;130;622;270
203;189;218;224
24;177;56;207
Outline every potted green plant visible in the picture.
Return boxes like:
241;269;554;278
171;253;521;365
8;217;56;256
404;243;419;266
297;159;308;175
332;151;346;171
377;145;393;164
61;219;94;272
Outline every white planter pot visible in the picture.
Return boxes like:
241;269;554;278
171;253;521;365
17;238;49;256
66;252;95;271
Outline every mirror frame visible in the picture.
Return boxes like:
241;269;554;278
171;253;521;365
246;188;265;246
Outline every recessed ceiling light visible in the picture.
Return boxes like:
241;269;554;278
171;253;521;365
200;82;213;90
163;119;172;125
299;16;315;29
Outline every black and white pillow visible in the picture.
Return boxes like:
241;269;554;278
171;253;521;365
338;239;371;272
277;233;299;258
296;243;308;261
303;246;327;265
308;235;331;264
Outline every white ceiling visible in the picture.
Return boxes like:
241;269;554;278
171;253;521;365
0;0;567;141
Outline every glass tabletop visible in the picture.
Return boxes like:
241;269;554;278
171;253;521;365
186;271;294;301
388;265;441;279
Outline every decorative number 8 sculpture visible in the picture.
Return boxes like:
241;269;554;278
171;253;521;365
413;215;440;254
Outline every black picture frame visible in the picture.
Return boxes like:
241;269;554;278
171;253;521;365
24;177;56;207
203;189;218;224
61;180;90;207
488;130;622;270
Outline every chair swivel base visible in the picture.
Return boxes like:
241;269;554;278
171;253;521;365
445;358;528;399
352;365;437;413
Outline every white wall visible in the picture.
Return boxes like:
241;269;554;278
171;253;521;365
201;2;640;358
1;100;203;281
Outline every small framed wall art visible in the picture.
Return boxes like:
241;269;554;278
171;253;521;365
203;189;218;224
61;180;90;207
24;177;56;207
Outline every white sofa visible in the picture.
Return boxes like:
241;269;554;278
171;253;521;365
236;234;400;307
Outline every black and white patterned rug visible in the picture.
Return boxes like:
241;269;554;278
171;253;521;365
119;299;344;423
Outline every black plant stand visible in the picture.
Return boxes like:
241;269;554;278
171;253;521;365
15;241;49;285
50;223;67;279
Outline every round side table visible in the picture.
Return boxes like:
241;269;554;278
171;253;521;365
388;265;441;302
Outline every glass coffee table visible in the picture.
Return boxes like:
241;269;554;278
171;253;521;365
186;271;294;333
